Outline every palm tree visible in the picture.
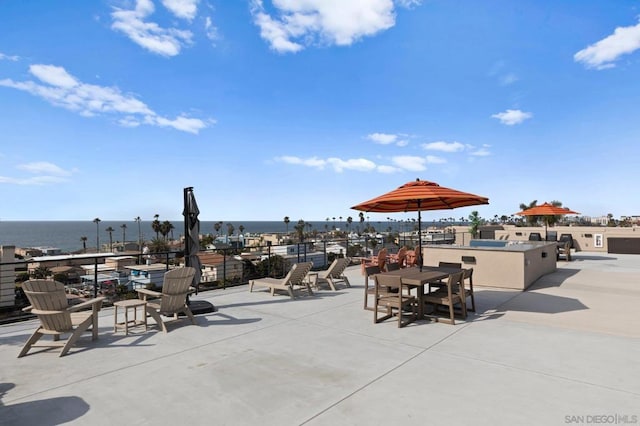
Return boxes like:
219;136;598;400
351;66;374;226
152;214;161;239
519;200;538;226
160;220;173;240
283;216;290;235
120;223;127;245
227;222;234;236
214;221;222;237
468;211;481;238
239;225;245;234
80;236;87;253
105;226;114;252
93;218;101;253
346;216;353;232
294;219;306;242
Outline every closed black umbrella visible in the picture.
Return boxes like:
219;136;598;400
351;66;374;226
182;187;214;313
183;187;202;293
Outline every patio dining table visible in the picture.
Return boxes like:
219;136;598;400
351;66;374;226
375;266;462;318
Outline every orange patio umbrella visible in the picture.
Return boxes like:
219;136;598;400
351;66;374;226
351;178;489;270
514;202;580;237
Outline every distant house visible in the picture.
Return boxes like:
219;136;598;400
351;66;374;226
196;252;243;282
124;264;169;290
27;253;116;275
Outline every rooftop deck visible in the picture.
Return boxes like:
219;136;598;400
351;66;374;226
1;252;639;425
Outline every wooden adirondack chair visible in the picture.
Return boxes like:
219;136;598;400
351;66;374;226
18;280;104;358
136;267;197;333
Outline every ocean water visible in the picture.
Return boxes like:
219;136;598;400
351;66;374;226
0;220;415;253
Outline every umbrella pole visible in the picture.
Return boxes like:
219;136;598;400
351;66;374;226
418;202;423;272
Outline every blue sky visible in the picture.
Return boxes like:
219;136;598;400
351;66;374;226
1;0;639;223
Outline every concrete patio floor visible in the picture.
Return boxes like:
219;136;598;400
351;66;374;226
1;252;639;425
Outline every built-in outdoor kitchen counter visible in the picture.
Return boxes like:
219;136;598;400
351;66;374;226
422;240;558;290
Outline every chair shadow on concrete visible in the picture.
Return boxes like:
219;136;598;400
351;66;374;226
215;289;344;310
1;383;90;425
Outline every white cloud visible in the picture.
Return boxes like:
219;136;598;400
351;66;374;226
17;162;73;176
574;19;640;70
367;132;397;144
276;155;382;173
0;52;20;61
377;164;401;173
500;73;518;85
367;132;409;146
392;155;426;171
327;157;377;173
162;0;199;21
421;141;465;152
205;16;220;44
111;0;193;57
470;147;491;156
29;64;79;89
250;0;398;53
277;156;327;169
425;155;446;164
491;109;532;125
0;161;75;185
151;115;212;133
0;63;209;134
395;0;422;8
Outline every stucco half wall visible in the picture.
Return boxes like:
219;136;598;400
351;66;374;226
422;241;557;290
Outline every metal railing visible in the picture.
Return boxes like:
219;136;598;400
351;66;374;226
1;233;468;309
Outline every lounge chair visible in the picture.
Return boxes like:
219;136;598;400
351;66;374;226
249;262;314;299
310;257;351;291
528;232;542;241
18;280;105;357
557;241;572;261
136;267;197;333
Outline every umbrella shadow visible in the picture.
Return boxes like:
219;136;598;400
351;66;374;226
572;254;619;261
499;291;588;314
1;383;90;425
527;267;581;290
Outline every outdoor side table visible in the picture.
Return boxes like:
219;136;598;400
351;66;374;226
114;299;147;335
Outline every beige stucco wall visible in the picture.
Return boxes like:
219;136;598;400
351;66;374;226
451;225;640;253
423;242;557;290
